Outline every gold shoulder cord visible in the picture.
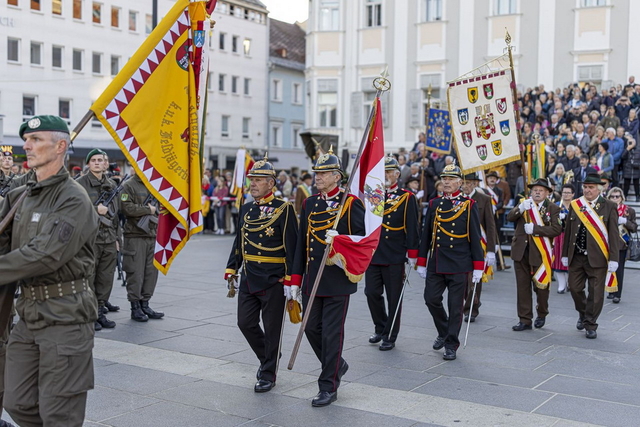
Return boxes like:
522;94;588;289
382;192;409;231
431;200;472;251
241;204;287;254
307;197;353;249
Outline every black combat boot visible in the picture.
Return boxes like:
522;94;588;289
97;311;116;329
105;301;120;312
130;301;149;322
140;300;164;319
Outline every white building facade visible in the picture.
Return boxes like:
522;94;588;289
305;0;640;151
0;0;270;171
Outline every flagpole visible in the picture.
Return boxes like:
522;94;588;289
287;68;391;370
505;29;529;197
420;84;432;194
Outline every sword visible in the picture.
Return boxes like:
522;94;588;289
463;261;487;348
275;296;288;377
388;263;412;341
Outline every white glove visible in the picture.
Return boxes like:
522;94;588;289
416;190;424;199
559;212;566;220
524;223;534;235
472;270;483;284
283;285;292;300
495;244;500;253
608;261;619;272
408;258;417;267
619;217;627;225
291;285;300;301
485;252;496;267
561;257;569;267
325;229;339;244
518;199;533;213
417;266;427;279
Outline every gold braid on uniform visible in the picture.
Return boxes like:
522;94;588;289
430;199;472;252
241;204;288;256
307;197;353;247
382;192;409;231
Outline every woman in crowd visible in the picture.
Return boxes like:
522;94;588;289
596;142;614;176
623;109;639;142
213;175;229;235
606;187;637;303
552;184;575;293
621;136;640;201
548;163;566;193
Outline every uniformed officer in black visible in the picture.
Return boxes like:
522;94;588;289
365;155;420;351
416;164;484;360
225;156;298;393
291;148;365;407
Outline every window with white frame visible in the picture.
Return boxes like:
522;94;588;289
73;0;82;19
494;0;516;15
580;0;606;6
52;0;62;15
292;124;302;147
243;38;251;55
232;35;238;53
231;76;239;94
271;79;282;101
59;99;71;124
7;38;20;62
110;55;119;75
271;122;282;147
244;78;251;96
92;52;102;74
318;79;338;128
421;74;443;118
242;117;250;139
52;45;63;68
73;49;83;71
129;11;138;31
23;95;36;119
221;115;230;138
8;0;18;6
92;2;102;24
319;0;339;31
30;42;43;65
31;0;41;11
365;0;382;27
577;65;603;84
292;82;302;105
219;74;226;92
219;32;226;50
111;6;120;27
145;14;152;34
424;0;442;21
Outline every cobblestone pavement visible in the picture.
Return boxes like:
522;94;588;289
4;234;639;426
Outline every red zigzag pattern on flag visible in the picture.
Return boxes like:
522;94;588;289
101;10;202;266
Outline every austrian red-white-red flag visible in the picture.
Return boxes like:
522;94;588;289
328;98;385;282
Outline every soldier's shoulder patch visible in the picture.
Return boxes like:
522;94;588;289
58;221;74;243
121;193;129;201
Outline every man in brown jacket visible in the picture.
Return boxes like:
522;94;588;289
461;172;497;322
561;174;620;339
507;178;562;331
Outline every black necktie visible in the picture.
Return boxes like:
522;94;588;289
582;169;586;180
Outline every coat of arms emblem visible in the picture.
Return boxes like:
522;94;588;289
483;83;494;100
467;87;479;104
491;139;503;156
496;98;507;114
461;131;473;147
476;144;488;161
457;108;469;125
474;112;496;140
499;120;510;136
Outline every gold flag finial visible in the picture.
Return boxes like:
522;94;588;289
505;28;512;46
428;84;432;97
381;65;389;79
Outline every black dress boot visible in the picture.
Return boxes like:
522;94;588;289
105;301;120;312
130;301;149;322
97;311;116;329
140;300;164;319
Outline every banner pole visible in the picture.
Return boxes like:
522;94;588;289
505;29;529;197
287;68;391;370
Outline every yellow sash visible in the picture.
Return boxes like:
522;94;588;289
570;197;618;292
528;200;553;289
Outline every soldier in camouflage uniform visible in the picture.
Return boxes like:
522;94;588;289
120;168;164;322
0;115;98;427
76;149;121;330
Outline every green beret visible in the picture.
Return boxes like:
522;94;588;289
86;148;107;164
19;115;70;139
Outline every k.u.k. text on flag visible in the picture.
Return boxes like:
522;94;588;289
328;98;385;282
90;0;215;274
447;70;520;174
425;108;452;155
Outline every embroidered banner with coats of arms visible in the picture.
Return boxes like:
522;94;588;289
447;70;520;173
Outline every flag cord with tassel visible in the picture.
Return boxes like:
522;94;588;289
287;69;391;370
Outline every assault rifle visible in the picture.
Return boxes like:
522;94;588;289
0;173;15;198
136;193;159;234
95;174;130;226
